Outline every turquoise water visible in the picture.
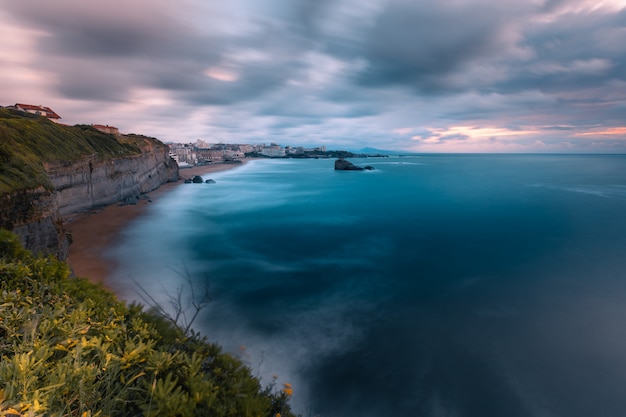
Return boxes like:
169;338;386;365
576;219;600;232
109;155;626;417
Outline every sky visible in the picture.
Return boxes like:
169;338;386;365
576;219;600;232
1;0;625;152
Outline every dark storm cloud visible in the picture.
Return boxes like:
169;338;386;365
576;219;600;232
6;0;624;103
3;0;309;104
1;0;625;150
297;0;626;117
354;2;515;91
292;0;337;36
498;7;626;93
182;22;313;105
4;1;211;59
3;0;216;101
185;62;303;106
259;98;379;120
283;1;533;93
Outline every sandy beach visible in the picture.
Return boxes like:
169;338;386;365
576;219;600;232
65;161;247;289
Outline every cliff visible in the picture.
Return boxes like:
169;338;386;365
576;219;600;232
0;187;68;260
46;135;178;216
0;109;178;259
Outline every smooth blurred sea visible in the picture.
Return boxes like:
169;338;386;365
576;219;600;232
108;154;626;417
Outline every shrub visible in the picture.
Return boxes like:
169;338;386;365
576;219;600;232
0;230;297;417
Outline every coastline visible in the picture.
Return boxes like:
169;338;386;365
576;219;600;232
64;161;248;292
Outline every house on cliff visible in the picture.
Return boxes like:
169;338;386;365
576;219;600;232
12;103;62;122
93;124;120;136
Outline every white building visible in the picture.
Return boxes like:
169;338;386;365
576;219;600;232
260;145;286;157
14;103;61;122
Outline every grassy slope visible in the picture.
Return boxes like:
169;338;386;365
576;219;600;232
0;230;296;417
0;108;145;195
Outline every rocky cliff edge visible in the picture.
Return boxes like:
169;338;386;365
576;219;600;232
0;110;178;259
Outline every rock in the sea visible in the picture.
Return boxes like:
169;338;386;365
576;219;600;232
334;159;362;170
192;175;204;183
334;159;374;171
205;179;216;184
184;178;192;184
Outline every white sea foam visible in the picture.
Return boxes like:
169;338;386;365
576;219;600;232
199;282;384;414
373;161;424;165
531;183;626;199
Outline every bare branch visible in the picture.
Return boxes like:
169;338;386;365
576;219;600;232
131;263;213;337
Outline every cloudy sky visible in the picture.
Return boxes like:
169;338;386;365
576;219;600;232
1;0;625;152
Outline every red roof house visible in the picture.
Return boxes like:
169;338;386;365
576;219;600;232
92;124;120;135
14;103;62;121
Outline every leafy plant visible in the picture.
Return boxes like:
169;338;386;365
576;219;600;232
0;230;298;417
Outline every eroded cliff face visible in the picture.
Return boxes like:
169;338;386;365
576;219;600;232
0;187;69;260
46;138;179;216
3;137;178;259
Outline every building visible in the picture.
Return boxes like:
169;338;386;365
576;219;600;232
195;139;211;149
168;143;198;166
13;103;61;122
260;144;286;157
238;144;253;154
224;150;245;160
285;146;305;155
92;124;120;136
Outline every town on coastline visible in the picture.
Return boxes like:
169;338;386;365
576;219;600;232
167;140;375;168
3;103;387;171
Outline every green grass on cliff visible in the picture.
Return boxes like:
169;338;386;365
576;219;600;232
0;230;297;417
0;108;149;195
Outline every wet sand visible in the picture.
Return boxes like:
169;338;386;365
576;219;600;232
65;161;247;290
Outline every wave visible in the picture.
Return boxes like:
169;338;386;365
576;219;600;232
531;184;626;200
371;161;424;166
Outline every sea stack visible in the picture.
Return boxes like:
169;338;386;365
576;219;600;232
334;159;374;171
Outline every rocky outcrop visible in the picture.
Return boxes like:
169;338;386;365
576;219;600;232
0;187;69;260
334;159;375;171
45;139;178;216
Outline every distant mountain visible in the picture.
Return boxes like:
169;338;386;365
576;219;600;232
357;147;404;155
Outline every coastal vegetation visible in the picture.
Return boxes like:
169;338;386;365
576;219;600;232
0;229;296;416
0;108;149;195
0;108;296;416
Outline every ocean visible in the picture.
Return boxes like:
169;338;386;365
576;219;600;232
108;154;626;417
